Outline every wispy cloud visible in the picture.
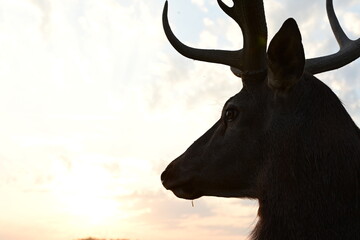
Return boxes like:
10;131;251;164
0;0;359;240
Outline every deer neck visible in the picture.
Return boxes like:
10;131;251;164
253;135;360;240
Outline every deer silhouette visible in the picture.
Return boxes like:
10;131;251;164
160;0;360;239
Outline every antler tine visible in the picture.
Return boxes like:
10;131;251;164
218;0;268;74
305;0;360;74
162;0;268;79
162;1;244;71
217;0;234;17
326;0;349;47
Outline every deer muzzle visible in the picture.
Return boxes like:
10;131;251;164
161;157;201;200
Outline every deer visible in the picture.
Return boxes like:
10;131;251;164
160;0;360;239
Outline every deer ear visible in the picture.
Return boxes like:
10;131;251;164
267;18;305;91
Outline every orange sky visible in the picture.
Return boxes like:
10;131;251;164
0;0;359;240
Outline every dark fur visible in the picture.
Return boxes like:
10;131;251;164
252;74;360;240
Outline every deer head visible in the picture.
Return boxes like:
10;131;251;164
160;0;360;202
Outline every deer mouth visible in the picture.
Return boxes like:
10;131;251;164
161;169;201;200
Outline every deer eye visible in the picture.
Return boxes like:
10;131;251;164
224;108;238;122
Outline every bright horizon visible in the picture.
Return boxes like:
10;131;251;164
0;0;359;240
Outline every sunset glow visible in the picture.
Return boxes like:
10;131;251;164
0;0;359;240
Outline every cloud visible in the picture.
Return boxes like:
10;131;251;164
191;0;208;12
344;11;360;36
28;0;52;36
0;1;359;240
113;190;257;240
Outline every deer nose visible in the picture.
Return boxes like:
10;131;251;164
161;154;184;185
161;157;187;189
160;161;175;187
160;169;167;184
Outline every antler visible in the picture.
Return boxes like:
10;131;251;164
305;0;360;74
162;0;268;79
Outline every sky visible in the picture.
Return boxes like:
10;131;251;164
0;0;359;240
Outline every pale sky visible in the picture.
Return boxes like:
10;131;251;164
0;0;359;240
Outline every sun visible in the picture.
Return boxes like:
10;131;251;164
51;155;121;226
